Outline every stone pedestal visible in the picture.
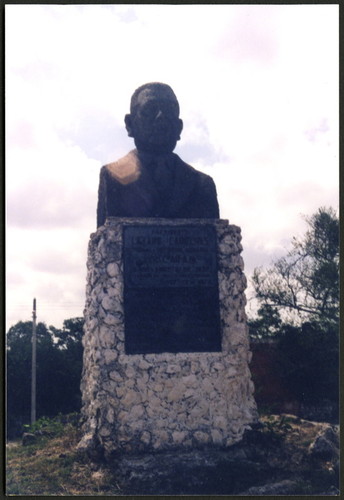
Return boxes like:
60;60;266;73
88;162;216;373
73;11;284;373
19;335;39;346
79;218;258;458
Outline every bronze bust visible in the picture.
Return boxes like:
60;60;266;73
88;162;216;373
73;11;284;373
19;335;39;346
97;83;219;227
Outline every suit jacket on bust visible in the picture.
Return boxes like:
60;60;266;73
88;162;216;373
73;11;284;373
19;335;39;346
96;149;219;227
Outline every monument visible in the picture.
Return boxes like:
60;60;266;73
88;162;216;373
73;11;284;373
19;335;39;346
96;82;219;224
79;83;257;459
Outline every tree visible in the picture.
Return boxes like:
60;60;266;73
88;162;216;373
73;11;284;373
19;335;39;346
252;207;339;326
277;321;339;406
50;317;84;414
6;321;55;425
248;304;282;340
249;208;339;416
51;317;84;351
6;318;84;438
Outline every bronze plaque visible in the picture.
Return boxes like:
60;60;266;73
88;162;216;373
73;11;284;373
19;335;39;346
123;225;221;354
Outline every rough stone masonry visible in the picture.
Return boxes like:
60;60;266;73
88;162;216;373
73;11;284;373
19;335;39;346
78;217;258;459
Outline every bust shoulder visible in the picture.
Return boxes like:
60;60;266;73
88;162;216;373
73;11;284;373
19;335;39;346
103;150;141;185
173;154;215;185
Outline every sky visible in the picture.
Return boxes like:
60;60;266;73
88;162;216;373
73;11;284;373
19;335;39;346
6;4;339;332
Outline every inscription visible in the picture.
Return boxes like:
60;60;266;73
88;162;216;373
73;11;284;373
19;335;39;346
123;225;221;354
124;226;217;288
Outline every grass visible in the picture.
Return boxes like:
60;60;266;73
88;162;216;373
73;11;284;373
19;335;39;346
6;413;339;496
6;416;121;496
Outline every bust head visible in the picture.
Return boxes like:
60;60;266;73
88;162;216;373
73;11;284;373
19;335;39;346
125;82;183;154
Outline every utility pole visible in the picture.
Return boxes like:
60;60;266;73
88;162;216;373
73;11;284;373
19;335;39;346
31;298;37;424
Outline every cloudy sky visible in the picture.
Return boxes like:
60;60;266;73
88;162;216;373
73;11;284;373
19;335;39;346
6;4;339;331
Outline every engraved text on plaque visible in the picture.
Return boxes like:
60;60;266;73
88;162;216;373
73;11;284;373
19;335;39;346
123;225;221;354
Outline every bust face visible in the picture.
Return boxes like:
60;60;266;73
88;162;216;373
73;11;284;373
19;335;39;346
126;88;183;154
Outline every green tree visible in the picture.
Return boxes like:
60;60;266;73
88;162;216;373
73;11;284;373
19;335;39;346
6;321;55;436
252;207;339;326
248;304;282;340
249;207;339;416
6;318;84;439
50;317;84;413
277;321;339;405
51;317;84;350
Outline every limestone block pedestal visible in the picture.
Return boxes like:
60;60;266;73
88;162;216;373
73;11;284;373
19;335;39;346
78;218;258;458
